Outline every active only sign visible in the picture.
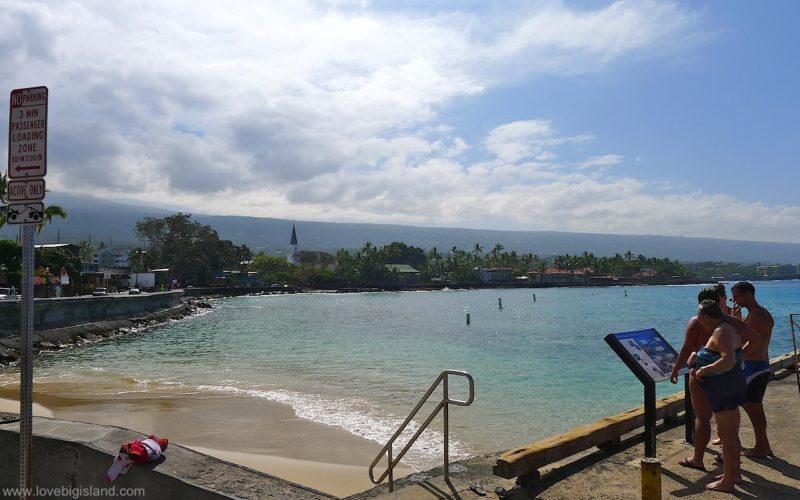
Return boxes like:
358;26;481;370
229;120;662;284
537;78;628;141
7;178;46;201
8;86;48;178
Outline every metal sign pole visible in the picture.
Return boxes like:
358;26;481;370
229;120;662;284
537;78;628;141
19;223;34;499
644;383;656;457
8;85;47;499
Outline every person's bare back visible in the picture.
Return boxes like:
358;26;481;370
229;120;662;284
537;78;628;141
742;304;773;361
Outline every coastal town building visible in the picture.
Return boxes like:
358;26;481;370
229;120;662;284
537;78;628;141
634;268;658;278
477;267;513;284
756;264;798;279
528;268;590;284
34;243;81;258
92;248;131;269
384;264;421;285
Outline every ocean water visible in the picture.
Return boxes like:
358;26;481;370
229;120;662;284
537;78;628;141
2;281;799;470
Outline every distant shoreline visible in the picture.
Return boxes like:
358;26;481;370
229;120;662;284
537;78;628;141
184;276;726;297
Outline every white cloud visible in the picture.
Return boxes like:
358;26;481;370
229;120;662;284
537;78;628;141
2;1;798;243
578;154;623;169
484;120;592;163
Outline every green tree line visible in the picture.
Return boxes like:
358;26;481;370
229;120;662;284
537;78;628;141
3;209;775;290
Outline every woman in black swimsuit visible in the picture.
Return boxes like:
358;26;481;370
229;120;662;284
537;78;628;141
690;300;745;493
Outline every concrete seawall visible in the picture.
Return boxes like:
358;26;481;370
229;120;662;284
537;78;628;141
0;417;333;499
0;291;184;338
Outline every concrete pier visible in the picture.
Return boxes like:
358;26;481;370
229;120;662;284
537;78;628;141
353;357;800;499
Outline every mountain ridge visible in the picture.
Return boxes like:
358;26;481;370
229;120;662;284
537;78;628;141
3;192;799;264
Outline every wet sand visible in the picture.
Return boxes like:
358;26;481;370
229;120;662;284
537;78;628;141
0;385;412;497
0;396;53;417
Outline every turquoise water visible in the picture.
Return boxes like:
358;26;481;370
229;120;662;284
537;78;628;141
3;281;799;469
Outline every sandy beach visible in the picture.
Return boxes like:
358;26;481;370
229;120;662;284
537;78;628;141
0;384;412;497
0;396;53;418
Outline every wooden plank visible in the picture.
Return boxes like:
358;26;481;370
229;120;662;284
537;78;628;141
771;352;799;371
493;393;684;479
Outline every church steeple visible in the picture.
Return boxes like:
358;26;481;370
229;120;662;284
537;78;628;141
288;224;299;265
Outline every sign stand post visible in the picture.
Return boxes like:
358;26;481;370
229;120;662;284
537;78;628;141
643;382;656;457
19;224;34;498
605;328;684;458
8;85;48;500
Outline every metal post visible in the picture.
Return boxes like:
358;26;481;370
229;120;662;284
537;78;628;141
790;314;799;395
640;457;662;500
644;383;656;457
443;373;449;483
20;223;35;499
387;446;393;492
683;373;694;443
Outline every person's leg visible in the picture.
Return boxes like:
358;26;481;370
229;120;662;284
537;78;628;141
742;402;773;456
706;409;741;492
690;377;713;465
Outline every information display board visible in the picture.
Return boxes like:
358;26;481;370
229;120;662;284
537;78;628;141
605;328;681;384
605;328;683;456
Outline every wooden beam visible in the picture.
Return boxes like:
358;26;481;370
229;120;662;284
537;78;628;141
493;393;684;479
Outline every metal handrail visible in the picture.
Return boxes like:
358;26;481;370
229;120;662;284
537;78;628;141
368;370;474;492
790;314;800;395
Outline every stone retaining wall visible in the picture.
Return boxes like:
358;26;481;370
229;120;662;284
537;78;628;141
0;291;184;338
0;302;196;365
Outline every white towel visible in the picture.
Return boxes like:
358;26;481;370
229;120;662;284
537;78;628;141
106;453;134;482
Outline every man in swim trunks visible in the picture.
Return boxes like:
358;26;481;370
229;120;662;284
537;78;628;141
731;281;774;458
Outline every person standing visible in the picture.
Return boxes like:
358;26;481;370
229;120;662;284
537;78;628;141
672;289;720;471
714;283;732;314
673;287;759;471
731;281;774;458
691;300;745;493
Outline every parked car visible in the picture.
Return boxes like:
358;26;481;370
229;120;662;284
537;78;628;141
92;287;108;296
0;287;18;300
128;288;141;295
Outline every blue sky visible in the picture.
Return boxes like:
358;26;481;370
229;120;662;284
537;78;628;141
2;1;799;242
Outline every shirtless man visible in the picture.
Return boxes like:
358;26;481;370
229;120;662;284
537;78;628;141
731;281;774;458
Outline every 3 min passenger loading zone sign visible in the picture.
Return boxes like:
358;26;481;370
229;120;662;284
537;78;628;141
8;86;48;179
7;86;48;225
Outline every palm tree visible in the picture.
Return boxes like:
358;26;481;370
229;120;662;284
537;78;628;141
489;243;504;264
37;205;67;234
